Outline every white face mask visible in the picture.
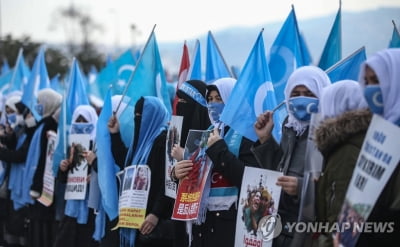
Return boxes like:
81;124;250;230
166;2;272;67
25;116;37;128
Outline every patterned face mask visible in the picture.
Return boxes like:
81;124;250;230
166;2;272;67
70;123;95;135
207;102;225;124
288;96;319;121
34;103;44;116
364;85;384;115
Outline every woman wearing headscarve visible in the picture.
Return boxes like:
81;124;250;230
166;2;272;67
350;48;400;246
313;80;369;247
167;80;211;247
54;104;99;247
107;96;172;247
173;77;259;247
24;88;62;247
1;93;24;147
253;66;331;247
0;96;35;247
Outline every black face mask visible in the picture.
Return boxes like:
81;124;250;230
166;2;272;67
132;97;144;153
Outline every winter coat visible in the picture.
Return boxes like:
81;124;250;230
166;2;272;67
314;109;371;247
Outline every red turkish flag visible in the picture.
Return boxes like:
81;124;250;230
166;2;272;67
172;41;190;114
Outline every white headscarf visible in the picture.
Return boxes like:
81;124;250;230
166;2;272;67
37;88;62;118
284;66;331;135
320;80;368;119
71;105;98;139
206;77;236;128
5;95;22;113
358;48;400;124
208;77;236;104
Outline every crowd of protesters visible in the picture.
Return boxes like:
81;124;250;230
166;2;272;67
0;48;399;247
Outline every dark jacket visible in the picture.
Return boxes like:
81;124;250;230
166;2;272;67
252;118;309;241
190;128;258;247
28;116;58;247
0;126;37;163
314;109;371;247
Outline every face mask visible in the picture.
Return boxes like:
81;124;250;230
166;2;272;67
288;96;319;121
207;102;225;123
70;123;94;135
7;113;17;126
364;85;384;115
35;103;44;116
25;116;37;128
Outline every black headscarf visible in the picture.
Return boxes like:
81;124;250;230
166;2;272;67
176;80;211;147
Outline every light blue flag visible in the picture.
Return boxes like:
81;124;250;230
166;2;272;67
299;32;313;66
50;74;63;93
188;39;203;80
268;7;310;104
53;59;90;176
318;4;342;70
326;47;366;82
66;58;90;124
94;49;136;100
220;30;283;143
2;58;10;75
389;21;400;48
96;87;119;220
0;70;14;94
4;49;30;94
118;30;172;146
21;46;50;121
87;65;99;98
112;50;137;95
106;54;113;66
205;31;232;83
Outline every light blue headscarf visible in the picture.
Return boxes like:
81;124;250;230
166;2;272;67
121;96;169;247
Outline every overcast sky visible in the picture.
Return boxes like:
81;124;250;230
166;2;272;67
2;0;400;47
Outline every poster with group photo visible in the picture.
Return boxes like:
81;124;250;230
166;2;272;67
38;131;57;206
117;164;151;229
337;114;400;247
64;134;91;200
235;167;283;247
165;115;183;199
172;129;212;221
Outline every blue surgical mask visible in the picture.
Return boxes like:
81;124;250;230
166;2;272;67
364;85;384;115
207;102;225;123
35;103;44;116
7;113;17;125
288;96;319;121
71;123;94;135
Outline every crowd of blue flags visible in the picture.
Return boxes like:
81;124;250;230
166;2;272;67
0;4;398;244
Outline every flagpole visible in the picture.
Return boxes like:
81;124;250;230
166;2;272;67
9;48;23;90
325;46;365;74
208;31;234;78
393;20;400;37
114;24;157;114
